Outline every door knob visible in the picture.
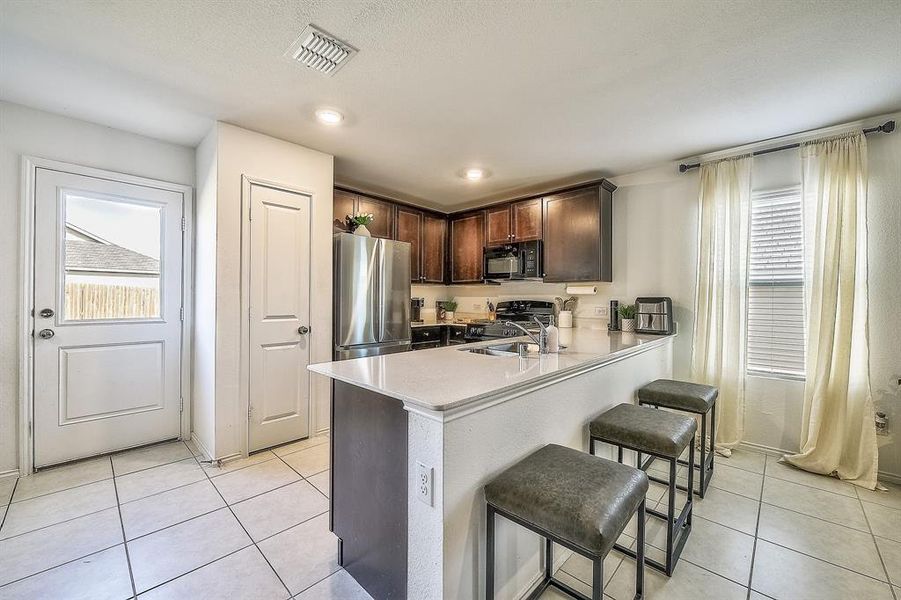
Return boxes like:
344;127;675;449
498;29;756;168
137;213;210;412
38;329;55;339
298;326;310;335
39;308;54;318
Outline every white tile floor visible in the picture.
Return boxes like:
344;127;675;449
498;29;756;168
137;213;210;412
1;442;900;600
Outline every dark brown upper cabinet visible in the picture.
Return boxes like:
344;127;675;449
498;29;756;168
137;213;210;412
542;184;613;282
333;189;357;232
450;211;485;283
421;214;447;283
511;198;542;242
485;205;512;247
395;206;422;282
356;195;395;239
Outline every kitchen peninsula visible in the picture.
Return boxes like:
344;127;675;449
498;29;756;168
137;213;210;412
308;328;675;600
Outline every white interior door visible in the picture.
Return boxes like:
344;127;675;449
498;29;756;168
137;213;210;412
248;183;312;451
33;167;185;468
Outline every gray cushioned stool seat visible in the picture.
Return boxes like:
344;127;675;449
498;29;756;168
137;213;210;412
638;379;718;413
589;403;696;458
485;444;648;557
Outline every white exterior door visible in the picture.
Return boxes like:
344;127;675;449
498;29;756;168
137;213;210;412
33;167;186;468
248;183;312;451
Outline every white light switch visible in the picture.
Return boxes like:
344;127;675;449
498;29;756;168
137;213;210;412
594;306;609;317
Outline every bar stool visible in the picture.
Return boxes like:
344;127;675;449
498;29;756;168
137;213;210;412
589;403;696;576
638;379;718;498
485;444;648;600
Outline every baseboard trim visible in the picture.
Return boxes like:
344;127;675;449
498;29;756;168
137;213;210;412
189;433;213;463
878;471;901;486
0;469;19;480
738;440;794;457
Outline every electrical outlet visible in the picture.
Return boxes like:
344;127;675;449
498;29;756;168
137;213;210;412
472;303;483;310
416;462;433;506
594;306;609;317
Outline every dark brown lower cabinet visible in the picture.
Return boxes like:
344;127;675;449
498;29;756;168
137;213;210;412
450;211;485;283
542;184;613;282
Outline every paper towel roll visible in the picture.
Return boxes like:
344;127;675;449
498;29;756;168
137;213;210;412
565;285;598;295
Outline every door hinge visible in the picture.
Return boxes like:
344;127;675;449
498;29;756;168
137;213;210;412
247;405;253;421
181;216;186;231
180;306;185;322
179;397;184;412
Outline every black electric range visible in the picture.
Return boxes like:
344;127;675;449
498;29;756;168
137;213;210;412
464;300;555;341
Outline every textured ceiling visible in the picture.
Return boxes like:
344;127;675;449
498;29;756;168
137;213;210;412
2;0;900;209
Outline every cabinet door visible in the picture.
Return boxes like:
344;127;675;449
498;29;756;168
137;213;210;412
450;211;485;283
421;214;447;283
395;206;422;282
543;186;611;282
334;189;357;232
485;205;511;246
357;195;395;239
511;198;542;242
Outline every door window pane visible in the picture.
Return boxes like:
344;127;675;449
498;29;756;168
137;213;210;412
63;192;162;320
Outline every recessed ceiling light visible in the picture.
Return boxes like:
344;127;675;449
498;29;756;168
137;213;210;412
463;168;489;181
315;108;344;125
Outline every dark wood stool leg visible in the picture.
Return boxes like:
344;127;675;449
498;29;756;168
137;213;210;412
709;403;716;479
487;504;495;600
592;556;603;600
687;439;695;526
636;499;646;599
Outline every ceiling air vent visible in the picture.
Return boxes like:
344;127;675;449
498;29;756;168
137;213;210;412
285;25;357;77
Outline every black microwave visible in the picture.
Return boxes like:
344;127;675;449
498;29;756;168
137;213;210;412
484;241;542;280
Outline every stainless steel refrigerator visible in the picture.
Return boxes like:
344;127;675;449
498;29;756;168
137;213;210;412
333;233;412;360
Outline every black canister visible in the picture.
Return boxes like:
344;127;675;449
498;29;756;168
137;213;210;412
608;300;620;331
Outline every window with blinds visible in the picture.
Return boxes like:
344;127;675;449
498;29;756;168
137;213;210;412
747;186;806;379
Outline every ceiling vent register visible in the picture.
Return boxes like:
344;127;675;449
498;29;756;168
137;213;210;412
286;25;357;77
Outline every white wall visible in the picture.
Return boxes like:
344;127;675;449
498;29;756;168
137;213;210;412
0;101;195;476
194;123;334;461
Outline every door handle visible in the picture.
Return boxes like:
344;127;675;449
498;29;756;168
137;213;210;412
38;329;55;339
298;326;310;335
39;308;55;318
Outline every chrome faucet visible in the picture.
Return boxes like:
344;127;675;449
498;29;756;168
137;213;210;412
503;317;549;354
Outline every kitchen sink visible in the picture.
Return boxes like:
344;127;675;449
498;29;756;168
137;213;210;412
461;341;541;357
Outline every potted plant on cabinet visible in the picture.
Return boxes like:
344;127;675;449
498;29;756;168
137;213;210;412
346;212;375;237
618;303;637;332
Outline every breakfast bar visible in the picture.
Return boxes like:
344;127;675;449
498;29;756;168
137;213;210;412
309;329;675;600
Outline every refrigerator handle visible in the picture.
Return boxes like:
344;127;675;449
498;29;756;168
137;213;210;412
375;238;384;343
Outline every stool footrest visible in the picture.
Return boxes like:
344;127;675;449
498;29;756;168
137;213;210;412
525;576;594;600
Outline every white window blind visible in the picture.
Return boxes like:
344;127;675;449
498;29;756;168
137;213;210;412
747;186;806;379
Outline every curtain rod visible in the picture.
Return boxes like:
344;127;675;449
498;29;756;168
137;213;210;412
678;120;895;173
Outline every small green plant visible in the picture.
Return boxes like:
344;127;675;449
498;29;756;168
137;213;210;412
345;212;374;230
444;300;458;312
618;303;636;319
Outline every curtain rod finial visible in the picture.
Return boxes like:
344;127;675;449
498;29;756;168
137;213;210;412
882;120;895;134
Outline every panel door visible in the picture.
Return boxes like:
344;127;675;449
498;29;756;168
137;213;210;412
421;214;447;283
356;195;395;239
394;206;422;282
333;189;356;233
33;168;185;467
248;183;312;452
450;211;485;283
543;187;604;282
511;198;542;242
485;205;511;246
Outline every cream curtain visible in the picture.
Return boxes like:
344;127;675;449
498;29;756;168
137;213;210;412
784;132;877;489
690;155;751;451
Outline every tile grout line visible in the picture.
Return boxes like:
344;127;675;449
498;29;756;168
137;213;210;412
110;456;138;599
0;478;20;533
745;452;765;599
188;443;295;598
133;542;256;597
857;483;898;599
8;474;113;505
0;542;125;590
273;453;329;501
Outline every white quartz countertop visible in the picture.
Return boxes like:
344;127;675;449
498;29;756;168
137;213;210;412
308;329;675;413
411;321;467;328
